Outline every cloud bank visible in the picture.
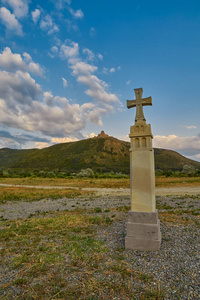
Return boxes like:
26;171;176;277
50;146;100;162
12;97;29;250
153;134;200;161
0;44;121;148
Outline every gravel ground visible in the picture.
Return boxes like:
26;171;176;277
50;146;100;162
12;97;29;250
0;193;199;299
0;195;130;220
98;213;200;300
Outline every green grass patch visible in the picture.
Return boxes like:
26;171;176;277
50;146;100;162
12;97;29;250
0;210;164;299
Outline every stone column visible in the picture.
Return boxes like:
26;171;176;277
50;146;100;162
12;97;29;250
125;88;161;250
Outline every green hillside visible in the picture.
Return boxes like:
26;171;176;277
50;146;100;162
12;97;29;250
0;136;200;173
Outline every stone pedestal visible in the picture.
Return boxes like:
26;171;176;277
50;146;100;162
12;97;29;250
125;210;161;250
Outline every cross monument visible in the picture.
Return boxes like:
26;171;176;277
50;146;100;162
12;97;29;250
125;87;161;251
127;88;152;122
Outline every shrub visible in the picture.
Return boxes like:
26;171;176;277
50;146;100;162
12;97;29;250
77;168;94;178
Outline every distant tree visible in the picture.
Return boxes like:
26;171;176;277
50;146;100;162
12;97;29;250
182;165;195;176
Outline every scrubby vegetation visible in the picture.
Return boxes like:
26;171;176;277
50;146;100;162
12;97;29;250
0;168;129;179
1;165;200;180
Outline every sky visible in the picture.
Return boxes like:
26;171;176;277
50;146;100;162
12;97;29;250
0;0;200;161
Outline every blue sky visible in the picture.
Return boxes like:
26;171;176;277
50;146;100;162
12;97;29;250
0;0;200;161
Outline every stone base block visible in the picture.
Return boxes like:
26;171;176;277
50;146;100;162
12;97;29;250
125;210;161;251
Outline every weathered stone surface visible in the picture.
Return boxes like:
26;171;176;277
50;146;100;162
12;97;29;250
126;221;161;239
125;210;161;250
127;210;159;224
125;236;161;251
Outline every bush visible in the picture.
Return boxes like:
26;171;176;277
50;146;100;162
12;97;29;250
182;165;196;177
77;168;94;178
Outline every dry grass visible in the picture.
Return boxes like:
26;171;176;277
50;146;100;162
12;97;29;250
0;177;130;188
0;186;91;204
159;211;199;225
1;176;200;189
0;210;164;299
155;176;200;187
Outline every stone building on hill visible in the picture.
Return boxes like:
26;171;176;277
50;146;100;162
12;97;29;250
97;131;109;138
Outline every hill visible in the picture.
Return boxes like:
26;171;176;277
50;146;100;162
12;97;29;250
0;135;200;174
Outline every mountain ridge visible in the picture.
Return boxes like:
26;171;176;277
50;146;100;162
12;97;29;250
0;135;200;173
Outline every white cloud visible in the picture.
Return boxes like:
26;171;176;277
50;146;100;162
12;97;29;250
49;46;59;58
34;142;51;149
153;134;200;158
51;46;58;53
59;41;120;109
89;132;97;138
51;137;78;144
31;8;41;24
110;68;116;73
65;19;79;32
44;91;54;106
48;24;59;35
0;47;26;71
62;77;67;87
90;27;96;37
28;62;43;77
118;135;129;142
0;69;105;137
0;44;122;143
3;0;29;18
102;67;108;74
70;61;97;76
40;14;59;35
0;48;118;143
51;0;71;10
126;80;131;85
81;103;95;110
69;8;84;19
82;48;95;61
78;74;119;106
60;41;79;59
23;52;32;62
0;130;51;149
97;53;103;60
0;47;43;76
0;79;86;137
83;132;97;139
0;7;23;36
180;125;197;129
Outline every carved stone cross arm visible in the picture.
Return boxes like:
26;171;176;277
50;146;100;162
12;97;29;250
127;97;152;109
126;88;152;122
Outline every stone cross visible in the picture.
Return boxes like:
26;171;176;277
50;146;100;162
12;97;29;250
125;87;161;250
127;88;152;122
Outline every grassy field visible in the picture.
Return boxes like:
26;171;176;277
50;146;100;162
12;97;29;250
0;186;91;204
0;177;199;299
0;208;166;299
1;176;200;188
1;202;199;299
0;176;200;204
